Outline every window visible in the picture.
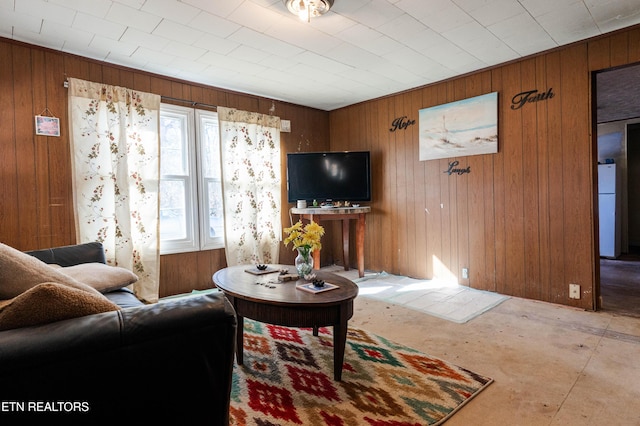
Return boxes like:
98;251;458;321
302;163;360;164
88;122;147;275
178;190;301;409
159;104;224;254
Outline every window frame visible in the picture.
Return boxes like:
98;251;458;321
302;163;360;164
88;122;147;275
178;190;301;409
195;109;225;251
159;103;224;255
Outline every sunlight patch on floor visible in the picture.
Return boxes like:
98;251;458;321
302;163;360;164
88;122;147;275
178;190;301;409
323;265;509;323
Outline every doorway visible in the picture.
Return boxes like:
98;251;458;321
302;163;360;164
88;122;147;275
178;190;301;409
595;65;640;317
600;252;640;318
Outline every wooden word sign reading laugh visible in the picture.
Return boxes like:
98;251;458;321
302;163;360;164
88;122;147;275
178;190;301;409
510;88;555;110
444;161;471;176
389;115;416;132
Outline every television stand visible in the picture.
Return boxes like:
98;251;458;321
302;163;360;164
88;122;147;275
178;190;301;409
291;206;371;277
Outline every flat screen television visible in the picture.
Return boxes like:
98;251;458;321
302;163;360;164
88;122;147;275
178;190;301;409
286;151;371;203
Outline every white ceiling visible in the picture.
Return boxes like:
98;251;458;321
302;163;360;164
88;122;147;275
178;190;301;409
2;0;640;111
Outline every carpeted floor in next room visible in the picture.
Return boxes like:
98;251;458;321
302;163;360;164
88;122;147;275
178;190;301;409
337;267;640;425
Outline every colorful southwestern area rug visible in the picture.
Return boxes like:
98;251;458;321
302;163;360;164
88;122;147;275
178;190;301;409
229;320;493;425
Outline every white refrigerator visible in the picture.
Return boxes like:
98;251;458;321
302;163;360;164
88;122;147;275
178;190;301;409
598;164;621;258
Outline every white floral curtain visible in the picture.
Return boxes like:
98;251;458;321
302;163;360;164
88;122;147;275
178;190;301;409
218;107;282;266
68;78;161;303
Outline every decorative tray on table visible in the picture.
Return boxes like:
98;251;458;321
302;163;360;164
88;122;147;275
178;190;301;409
244;265;278;275
296;282;339;294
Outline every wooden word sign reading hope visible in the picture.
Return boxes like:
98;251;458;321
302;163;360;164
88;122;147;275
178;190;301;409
389;115;416;132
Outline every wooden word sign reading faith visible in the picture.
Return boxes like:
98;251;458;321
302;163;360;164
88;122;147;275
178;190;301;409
444;161;470;176
389;115;416;132
511;88;555;110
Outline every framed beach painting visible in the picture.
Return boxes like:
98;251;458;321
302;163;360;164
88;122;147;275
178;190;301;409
419;92;498;161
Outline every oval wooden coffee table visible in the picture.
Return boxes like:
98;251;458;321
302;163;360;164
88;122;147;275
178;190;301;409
212;264;358;381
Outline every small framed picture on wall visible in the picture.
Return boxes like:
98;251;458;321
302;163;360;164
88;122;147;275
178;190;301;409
35;115;61;137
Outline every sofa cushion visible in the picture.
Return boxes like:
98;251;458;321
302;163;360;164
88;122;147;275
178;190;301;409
104;288;146;308
54;263;139;293
0;243;103;299
0;282;120;331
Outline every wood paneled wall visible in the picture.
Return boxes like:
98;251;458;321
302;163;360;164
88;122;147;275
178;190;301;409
0;38;329;297
329;25;640;310
2;24;639;307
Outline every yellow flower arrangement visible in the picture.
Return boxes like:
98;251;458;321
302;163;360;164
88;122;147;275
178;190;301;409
283;220;325;257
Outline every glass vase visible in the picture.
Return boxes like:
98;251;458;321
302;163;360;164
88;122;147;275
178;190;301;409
295;246;314;277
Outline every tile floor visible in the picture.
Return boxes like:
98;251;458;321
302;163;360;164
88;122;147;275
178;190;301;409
327;266;640;425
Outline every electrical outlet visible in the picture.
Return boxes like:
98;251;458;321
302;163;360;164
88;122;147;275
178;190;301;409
462;268;469;279
569;283;580;299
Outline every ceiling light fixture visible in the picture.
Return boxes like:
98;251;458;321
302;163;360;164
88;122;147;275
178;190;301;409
284;0;334;23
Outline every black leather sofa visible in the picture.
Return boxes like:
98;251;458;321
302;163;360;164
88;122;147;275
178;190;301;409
0;242;236;425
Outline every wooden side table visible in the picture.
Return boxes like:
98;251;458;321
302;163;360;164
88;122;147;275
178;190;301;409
291;206;371;277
